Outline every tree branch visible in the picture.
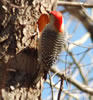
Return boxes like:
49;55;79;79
58;1;93;8
68;51;88;84
62;7;93;41
49;71;54;100
46;79;79;100
57;75;64;100
51;67;93;95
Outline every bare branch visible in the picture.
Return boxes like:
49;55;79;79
67;33;90;50
58;1;93;8
68;51;88;84
46;79;79;100
62;7;93;41
51;67;93;95
49;71;54;100
57;75;64;100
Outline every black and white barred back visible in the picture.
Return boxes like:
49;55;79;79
39;29;65;72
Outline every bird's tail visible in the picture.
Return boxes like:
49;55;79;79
31;63;44;85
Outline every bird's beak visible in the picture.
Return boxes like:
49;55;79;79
46;10;50;14
46;10;51;17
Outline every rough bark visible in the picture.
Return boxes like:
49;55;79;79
0;0;57;100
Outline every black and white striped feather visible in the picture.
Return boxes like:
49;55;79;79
39;29;65;72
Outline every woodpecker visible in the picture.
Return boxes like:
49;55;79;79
33;11;65;84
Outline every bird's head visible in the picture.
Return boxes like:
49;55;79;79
49;11;64;33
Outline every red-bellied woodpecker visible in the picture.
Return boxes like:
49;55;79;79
33;11;65;84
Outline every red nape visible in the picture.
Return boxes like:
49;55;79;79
50;11;63;32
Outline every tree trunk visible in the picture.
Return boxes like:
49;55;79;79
0;0;57;99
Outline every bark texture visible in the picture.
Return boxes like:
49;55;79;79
0;0;57;99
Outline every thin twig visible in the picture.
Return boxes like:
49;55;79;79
60;48;91;56
49;71;54;100
57;75;64;100
58;1;93;8
50;67;93;95
68;51;88;84
66;40;93;49
46;80;79;100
